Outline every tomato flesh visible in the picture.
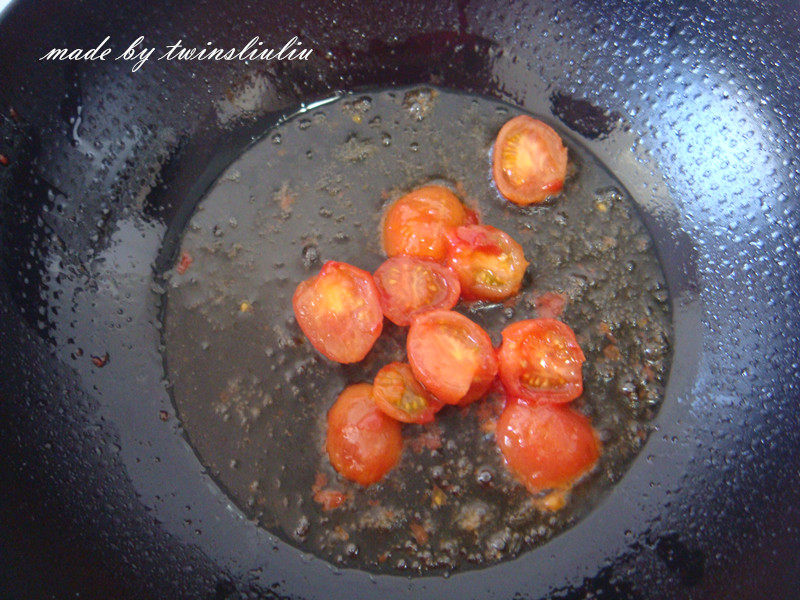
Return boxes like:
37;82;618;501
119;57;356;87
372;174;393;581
492;116;568;205
382;185;468;261
496;400;600;492
326;383;404;486
292;261;383;363
498;319;585;403
373;256;461;326
407;310;498;406
372;362;444;423
445;224;528;301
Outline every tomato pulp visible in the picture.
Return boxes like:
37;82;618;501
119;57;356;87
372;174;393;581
445;224;528;301
292;261;384;363
498;319;585;403
407;310;498;406
373;256;460;326
372;362;444;423
492;115;568;205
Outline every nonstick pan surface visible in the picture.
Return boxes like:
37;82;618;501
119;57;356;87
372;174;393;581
1;1;799;599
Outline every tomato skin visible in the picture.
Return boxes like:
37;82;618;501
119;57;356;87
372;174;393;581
292;261;383;364
492;116;568;206
498;319;585;403
372;362;444;424
311;472;348;511
407;310;498;406
326;383;404;486
464;208;481;225
445;224;528;301
373;256;461;326
315;488;347;510
496;400;600;492
382;185;468;261
535;291;566;319
176;251;193;275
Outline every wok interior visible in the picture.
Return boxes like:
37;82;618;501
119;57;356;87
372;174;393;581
0;1;798;598
160;87;673;573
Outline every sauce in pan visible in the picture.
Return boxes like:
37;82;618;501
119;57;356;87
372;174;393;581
161;87;672;573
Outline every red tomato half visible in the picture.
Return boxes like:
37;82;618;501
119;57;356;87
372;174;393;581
496;400;600;492
292;261;383;363
382;185;468;261
445;224;528;301
492;115;568;205
372;362;444;424
498;319;585;403
407;310;498;406
373;256;461;326
326;383;404;486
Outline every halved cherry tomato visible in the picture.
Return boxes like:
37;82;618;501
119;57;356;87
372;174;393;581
382;185;468;261
498;319;585;403
372;362;444;424
445;224;528;301
326;383;404;486
496;400;600;492
492;115;568;205
292;261;383;363
407;310;498;406
373;256;461;326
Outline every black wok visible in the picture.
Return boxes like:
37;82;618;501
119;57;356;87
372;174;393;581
1;1;799;598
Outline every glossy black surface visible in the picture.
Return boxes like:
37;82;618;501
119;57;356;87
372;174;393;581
1;1;799;598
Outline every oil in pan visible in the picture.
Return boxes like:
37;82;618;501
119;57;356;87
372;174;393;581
161;86;672;574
